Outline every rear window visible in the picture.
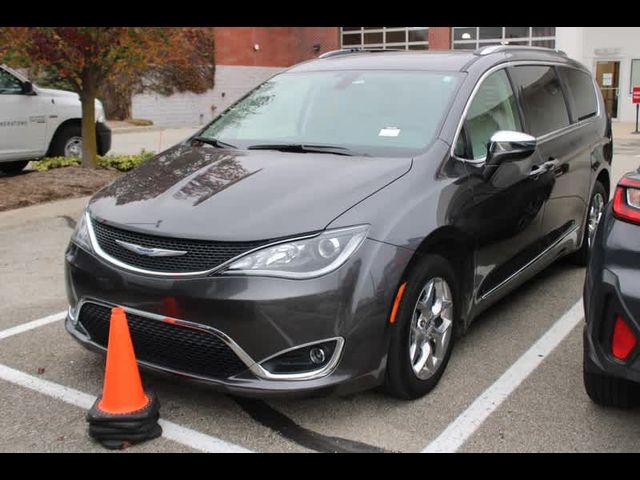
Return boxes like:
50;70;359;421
557;67;598;122
511;66;571;137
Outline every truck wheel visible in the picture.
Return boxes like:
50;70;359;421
49;124;82;158
0;160;29;175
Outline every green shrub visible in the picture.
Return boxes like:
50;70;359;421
33;156;80;171
34;149;156;172
98;149;156;171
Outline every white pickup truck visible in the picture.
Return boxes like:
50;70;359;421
0;64;111;174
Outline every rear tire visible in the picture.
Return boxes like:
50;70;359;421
384;254;458;400
584;367;640;409
49;124;82;157
584;339;640;408
0;160;29;174
569;181;607;266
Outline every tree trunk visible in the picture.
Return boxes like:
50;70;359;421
99;79;132;120
80;82;98;168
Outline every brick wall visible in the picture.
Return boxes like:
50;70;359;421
429;27;451;50
132;27;340;127
292;27;340;62
215;27;340;67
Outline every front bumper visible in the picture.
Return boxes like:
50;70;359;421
584;205;640;383
64;237;412;398
96;122;111;156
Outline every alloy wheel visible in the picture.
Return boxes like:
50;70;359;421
64;136;83;157
587;192;605;248
408;277;453;380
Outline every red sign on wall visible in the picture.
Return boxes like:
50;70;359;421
633;86;640;104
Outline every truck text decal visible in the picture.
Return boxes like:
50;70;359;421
0;120;27;127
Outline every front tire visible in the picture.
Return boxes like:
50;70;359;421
384;254;458;400
0;160;29;174
49;124;83;158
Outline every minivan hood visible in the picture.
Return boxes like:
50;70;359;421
89;143;412;241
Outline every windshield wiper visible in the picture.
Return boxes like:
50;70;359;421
247;143;356;156
191;136;238;149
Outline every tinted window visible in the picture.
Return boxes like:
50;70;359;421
511;66;570;137
557;67;598;122
202;71;462;158
0;69;23;95
455;69;522;160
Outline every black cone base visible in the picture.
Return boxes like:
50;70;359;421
87;390;162;450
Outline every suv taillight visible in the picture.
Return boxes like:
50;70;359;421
613;176;640;225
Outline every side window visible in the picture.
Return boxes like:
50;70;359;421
0;69;23;95
511;66;570;136
557;67;598;122
458;69;522;160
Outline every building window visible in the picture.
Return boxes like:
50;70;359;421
452;27;555;50
340;27;429;50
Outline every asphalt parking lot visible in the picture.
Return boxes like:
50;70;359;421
1;134;640;453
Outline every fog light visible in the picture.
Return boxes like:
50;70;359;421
261;340;338;375
612;315;637;361
68;305;79;325
309;347;326;365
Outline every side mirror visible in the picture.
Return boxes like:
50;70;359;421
21;81;36;96
485;130;536;168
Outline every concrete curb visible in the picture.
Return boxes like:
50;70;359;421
612;121;640;141
109;125;164;134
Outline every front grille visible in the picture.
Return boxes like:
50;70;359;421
78;303;248;380
91;219;268;274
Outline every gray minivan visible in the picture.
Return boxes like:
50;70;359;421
65;46;612;399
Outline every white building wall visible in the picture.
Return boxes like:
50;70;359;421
581;27;640;122
555;27;585;66
132;65;283;128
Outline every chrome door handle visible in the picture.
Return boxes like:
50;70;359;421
529;164;548;178
543;158;560;171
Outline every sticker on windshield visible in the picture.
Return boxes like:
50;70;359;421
379;127;400;137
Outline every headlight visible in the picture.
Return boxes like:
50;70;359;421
71;210;92;252
223;225;368;279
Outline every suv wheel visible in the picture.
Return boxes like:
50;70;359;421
0;160;29;175
384;254;457;399
569;181;607;266
584;352;640;408
49;124;82;158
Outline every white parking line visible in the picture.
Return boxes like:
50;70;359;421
0;363;252;453
0;311;253;452
423;299;584;453
0;311;67;340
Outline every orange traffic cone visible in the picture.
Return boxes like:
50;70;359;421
98;307;149;413
86;307;162;449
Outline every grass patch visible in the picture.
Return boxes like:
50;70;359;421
34;150;156;172
126;118;154;126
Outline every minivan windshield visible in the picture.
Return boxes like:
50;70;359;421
199;70;462;157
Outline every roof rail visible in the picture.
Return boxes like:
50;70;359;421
318;48;405;59
474;45;568;57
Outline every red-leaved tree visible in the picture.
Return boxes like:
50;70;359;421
0;27;215;167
